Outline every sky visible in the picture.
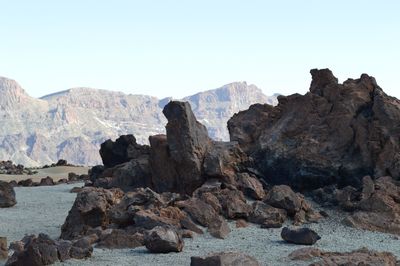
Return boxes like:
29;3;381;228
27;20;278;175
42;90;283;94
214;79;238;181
0;0;399;99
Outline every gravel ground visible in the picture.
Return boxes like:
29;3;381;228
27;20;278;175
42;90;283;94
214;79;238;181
1;184;399;266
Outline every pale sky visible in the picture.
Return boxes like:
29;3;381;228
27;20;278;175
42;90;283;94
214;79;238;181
0;0;399;99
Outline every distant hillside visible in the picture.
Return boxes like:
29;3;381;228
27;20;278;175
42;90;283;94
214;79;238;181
0;77;278;166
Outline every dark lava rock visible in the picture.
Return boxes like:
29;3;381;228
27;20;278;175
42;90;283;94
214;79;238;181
99;135;150;169
0;237;7;260
39;176;55;186
96;229;144;249
0;181;16;208
163;101;212;195
228;69;400;189
281;227;321;245
6;234;93;265
191;252;261;266
144;226;183;253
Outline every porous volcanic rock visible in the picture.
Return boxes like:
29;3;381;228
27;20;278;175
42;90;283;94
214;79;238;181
144;226;184;253
281;227;321;245
163;101;212;195
0;237;7;260
0;181;16;208
5;234;93;266
99;135;150;169
191;252;261;266
289;247;398;266
339;176;400;235
60;187;123;240
228;69;400;189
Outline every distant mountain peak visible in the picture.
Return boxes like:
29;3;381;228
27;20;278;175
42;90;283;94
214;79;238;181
0;76;278;166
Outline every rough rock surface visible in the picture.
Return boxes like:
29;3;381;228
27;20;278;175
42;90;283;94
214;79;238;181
289;247;398;266
144;226;184;253
0;181;17;208
229;69;400;189
281;227;321;245
339;176;400;235
0;237;7;260
5;234;93;266
60;187;123;240
163;101;212;195
191;252;261;266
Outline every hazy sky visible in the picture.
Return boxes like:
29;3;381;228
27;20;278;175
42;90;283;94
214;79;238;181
0;0;399;98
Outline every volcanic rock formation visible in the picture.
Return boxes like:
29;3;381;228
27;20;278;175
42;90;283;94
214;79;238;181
228;68;400;190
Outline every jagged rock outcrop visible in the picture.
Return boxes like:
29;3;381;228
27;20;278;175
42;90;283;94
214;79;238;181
0;77;277;167
0;181;17;208
5;234;93;266
229;69;400;189
289;247;398;266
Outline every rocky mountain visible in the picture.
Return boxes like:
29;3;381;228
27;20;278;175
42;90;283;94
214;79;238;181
0;77;277;166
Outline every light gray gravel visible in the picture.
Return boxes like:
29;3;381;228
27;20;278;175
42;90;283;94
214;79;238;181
1;184;399;266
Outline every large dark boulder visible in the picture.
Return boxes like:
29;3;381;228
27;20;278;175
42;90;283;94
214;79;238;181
163;101;212;195
99;135;150;168
228;69;400;189
281;227;321;245
0;181;16;208
144;226;183;253
60;187;123;240
6;234;93;266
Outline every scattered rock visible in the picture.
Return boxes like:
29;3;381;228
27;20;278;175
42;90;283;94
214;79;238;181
39;176;55;186
144;226;184;253
289;247;398;266
17;178;33;187
0;237;7;260
60;187;123;240
0;181;16;208
191;252;261;266
281;227;321;245
235;219;248;228
5;234;93;265
96;230;143;249
265;185;301;215
249;201;287;228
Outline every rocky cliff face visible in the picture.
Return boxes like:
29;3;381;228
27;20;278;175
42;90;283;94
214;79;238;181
228;69;400;189
0;77;276;166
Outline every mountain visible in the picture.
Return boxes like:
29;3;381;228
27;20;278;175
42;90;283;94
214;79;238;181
0;77;278;166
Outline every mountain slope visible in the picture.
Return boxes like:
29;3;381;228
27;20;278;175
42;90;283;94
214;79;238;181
0;77;277;166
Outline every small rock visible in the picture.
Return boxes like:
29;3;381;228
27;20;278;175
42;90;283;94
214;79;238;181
281;227;321;245
144;226;184;253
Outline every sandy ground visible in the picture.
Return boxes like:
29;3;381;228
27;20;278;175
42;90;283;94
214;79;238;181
1;184;399;266
0;166;89;182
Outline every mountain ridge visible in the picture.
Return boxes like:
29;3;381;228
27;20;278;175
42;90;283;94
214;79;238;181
0;77;278;166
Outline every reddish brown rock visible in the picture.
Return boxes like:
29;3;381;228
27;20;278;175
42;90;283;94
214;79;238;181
144;226;183;253
96;230;143;249
0;237;7;260
163;101;212;195
191;252;261;266
289;247;398;266
0;181;16;208
228;69;400;189
39;176;54;186
281;227;321;245
249;201;287;228
265;185;302;215
60;187;123;240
